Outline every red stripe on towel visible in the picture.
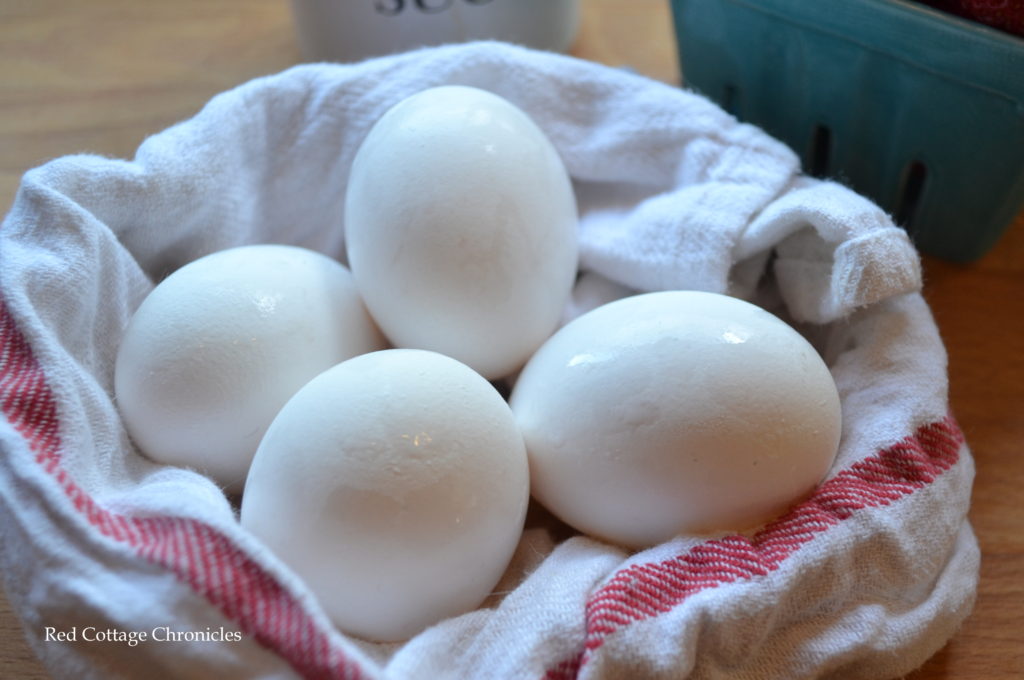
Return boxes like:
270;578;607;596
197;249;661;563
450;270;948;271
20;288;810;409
2;298;966;680
0;300;367;680
543;415;964;680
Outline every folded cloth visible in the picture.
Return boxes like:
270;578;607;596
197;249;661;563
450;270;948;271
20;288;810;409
0;41;976;680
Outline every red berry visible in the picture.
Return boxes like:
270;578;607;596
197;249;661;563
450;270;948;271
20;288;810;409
918;0;1024;36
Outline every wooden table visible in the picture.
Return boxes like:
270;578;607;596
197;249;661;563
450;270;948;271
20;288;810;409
1;1;1021;677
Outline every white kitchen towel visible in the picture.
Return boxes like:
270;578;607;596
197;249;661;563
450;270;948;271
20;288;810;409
0;41;976;680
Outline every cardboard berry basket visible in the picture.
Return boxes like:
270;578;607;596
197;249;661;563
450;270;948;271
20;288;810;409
672;0;1024;263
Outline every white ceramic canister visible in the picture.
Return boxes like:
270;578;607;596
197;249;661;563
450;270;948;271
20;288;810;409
289;0;581;62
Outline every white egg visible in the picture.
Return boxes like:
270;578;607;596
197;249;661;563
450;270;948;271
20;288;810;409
345;85;579;380
115;244;386;492
240;349;530;642
509;290;842;548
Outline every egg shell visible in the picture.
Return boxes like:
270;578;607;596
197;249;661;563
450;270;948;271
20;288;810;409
509;290;843;548
344;85;578;380
114;244;386;492
240;348;530;642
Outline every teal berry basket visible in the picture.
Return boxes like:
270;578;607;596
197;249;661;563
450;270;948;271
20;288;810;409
670;0;1024;262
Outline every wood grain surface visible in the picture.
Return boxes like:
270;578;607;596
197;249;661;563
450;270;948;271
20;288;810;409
1;1;1021;678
